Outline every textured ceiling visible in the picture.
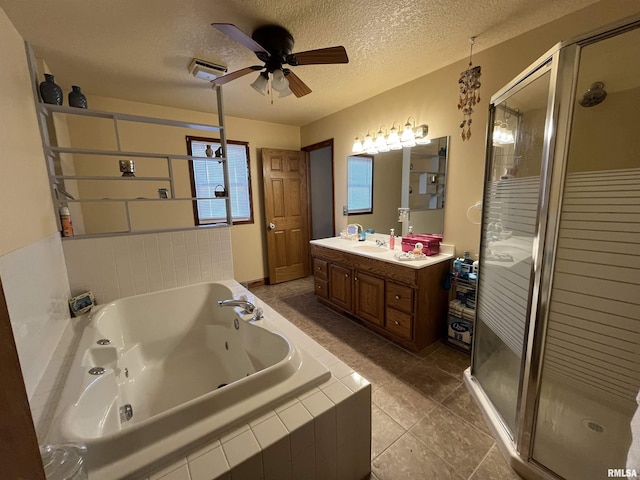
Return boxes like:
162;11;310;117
1;0;601;126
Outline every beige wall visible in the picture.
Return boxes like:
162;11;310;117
301;0;640;256
0;8;57;256
61;95;300;282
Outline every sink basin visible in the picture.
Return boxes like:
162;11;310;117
352;244;389;253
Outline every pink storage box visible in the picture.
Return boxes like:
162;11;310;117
401;234;441;256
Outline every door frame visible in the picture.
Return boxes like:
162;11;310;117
302;139;336;238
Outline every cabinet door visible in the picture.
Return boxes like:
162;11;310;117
354;271;385;326
328;263;353;310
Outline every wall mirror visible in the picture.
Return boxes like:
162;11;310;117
347;136;449;236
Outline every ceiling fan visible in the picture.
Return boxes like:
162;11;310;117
211;23;349;98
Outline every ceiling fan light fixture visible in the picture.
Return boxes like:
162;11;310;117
271;69;289;92
250;72;269;95
278;85;293;97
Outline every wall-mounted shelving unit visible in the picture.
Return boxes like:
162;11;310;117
26;43;232;238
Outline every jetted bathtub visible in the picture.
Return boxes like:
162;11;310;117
46;282;330;478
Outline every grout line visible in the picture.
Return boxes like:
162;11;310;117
465;442;496;479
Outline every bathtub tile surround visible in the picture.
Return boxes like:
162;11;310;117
63;227;234;304
0;233;71;399
250;277;523;480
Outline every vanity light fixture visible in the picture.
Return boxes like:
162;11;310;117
415;124;431;145
387;122;403;150
350;118;430;153
352;133;365;153
362;131;376;154
401;117;417;147
375;126;390;152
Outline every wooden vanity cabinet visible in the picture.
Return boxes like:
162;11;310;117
310;244;451;351
354;271;385;327
328;263;353;310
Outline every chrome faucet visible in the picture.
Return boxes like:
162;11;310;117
375;239;387;247
218;296;263;320
218;298;255;314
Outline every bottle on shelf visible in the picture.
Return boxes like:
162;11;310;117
59;206;74;237
389;228;395;250
407;225;414;237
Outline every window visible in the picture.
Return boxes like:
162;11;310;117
187;136;253;224
347;155;373;214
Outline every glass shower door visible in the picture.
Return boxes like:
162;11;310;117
472;66;551;436
532;25;640;479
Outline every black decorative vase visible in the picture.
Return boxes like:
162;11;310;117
39;73;63;105
68;86;87;108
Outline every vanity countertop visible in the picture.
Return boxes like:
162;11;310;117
310;236;454;269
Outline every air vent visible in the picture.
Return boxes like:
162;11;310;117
189;58;227;81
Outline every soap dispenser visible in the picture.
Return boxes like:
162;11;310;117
389;228;395;250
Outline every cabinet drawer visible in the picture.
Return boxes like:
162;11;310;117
386;282;414;314
314;278;328;299
386;308;413;340
313;258;328;279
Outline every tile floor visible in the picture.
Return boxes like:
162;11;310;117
251;276;523;480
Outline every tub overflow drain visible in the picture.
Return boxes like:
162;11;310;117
217;383;228;389
88;367;105;375
97;339;111;345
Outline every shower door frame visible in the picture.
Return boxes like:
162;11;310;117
467;13;640;480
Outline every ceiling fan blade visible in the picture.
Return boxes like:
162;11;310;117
212;23;269;54
287;46;348;66
212;66;262;85
285;71;312;97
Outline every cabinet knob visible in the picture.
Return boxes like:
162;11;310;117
395;295;400;300
345;274;349;278
354;276;358;281
394;321;400;326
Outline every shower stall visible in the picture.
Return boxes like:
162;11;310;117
465;15;640;480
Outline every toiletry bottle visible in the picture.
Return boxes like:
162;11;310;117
407;226;414;237
59;206;74;237
389;228;395;250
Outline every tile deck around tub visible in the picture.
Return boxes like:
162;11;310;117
138;279;371;480
249;276;524;480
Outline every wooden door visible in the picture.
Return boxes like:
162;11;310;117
262;148;311;284
329;263;353;311
355;271;385;326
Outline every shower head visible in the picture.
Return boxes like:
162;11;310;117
579;82;607;107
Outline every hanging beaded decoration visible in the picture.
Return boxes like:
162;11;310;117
458;37;481;141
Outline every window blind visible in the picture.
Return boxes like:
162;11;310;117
191;141;251;223
348;156;373;213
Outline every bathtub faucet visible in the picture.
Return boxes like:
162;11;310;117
218;298;256;313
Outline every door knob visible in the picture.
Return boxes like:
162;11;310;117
268;223;276;230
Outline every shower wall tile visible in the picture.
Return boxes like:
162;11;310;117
0;233;71;400
63;227;234;304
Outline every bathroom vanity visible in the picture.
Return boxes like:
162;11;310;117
310;237;453;351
